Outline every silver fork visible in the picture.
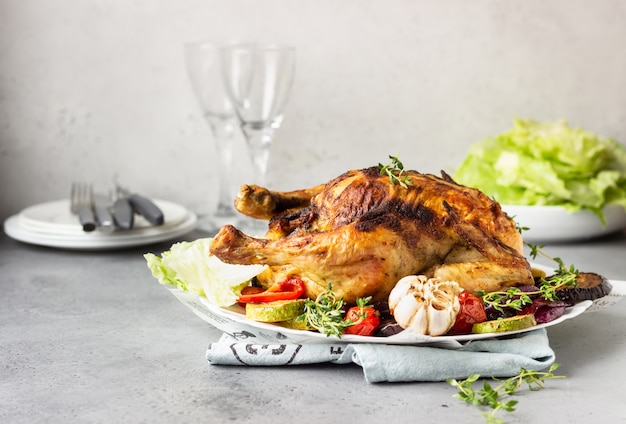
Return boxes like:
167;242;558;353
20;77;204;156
70;182;96;232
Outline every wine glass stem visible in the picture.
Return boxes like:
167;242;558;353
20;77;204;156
209;118;238;216
242;125;275;187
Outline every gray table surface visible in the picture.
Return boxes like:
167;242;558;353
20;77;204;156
1;228;626;424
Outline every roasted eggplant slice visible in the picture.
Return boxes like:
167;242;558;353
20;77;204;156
556;272;612;302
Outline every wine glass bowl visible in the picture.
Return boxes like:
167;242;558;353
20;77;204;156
185;42;234;121
220;43;296;188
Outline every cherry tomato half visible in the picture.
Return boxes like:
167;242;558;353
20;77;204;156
448;292;487;335
343;305;381;336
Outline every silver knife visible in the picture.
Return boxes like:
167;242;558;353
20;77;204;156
93;193;115;233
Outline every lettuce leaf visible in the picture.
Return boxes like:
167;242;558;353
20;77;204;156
453;118;626;219
144;238;266;307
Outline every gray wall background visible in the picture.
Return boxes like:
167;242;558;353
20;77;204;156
1;0;625;221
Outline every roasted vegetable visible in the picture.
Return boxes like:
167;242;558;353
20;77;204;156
238;277;306;303
556;272;612;302
343;297;381;336
472;314;537;334
521;298;569;324
448;292;487;335
388;275;461;336
245;299;305;322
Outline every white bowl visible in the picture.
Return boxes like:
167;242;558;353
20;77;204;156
502;204;626;243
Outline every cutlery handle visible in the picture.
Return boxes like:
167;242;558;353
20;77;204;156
113;198;134;230
129;194;164;226
78;205;96;232
94;203;115;233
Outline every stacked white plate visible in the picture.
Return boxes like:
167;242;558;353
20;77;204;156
3;199;197;250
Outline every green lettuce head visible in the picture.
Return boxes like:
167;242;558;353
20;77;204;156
453;118;626;219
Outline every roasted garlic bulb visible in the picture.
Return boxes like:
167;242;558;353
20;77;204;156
388;275;461;336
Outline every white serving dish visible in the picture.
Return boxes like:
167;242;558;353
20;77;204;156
502;204;626;243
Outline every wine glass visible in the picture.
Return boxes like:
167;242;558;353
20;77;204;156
220;43;296;188
184;41;250;233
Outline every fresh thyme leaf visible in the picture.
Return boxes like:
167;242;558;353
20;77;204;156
304;284;352;337
526;242;579;295
378;155;414;188
447;364;564;423
478;287;534;314
480;225;579;312
512;216;529;235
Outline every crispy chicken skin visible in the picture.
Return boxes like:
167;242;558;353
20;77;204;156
210;167;533;304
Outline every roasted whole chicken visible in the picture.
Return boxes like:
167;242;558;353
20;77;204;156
210;166;534;304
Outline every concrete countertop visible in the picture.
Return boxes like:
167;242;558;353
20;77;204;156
1;230;626;424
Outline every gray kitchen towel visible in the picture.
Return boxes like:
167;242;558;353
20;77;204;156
206;328;555;383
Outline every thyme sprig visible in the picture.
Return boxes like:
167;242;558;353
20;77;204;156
304;284;352;337
480;236;579;313
527;244;580;301
447;364;564;424
478;287;532;314
378;155;414;188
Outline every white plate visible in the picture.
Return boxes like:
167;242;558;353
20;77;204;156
166;266;624;348
18;199;189;235
503;204;626;243
3;199;197;250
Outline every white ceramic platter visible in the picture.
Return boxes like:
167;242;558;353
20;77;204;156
166;267;625;348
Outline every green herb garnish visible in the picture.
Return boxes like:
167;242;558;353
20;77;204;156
378;155;414;188
479;236;579;314
304;284;351;337
447;364;564;424
527;244;580;300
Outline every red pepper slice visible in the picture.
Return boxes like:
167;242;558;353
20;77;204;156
237;286;265;307
237;278;306;303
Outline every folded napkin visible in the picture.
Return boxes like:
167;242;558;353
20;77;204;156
206;328;555;383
